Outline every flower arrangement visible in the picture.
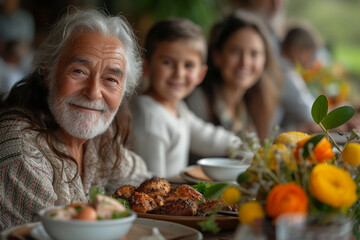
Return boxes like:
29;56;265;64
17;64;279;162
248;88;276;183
298;60;352;106
222;94;360;238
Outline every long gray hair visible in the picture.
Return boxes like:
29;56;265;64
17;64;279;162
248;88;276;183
1;9;143;181
35;8;142;96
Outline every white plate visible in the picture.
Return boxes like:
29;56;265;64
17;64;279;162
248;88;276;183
135;218;203;240
180;165;214;184
0;222;41;239
28;218;202;240
30;224;49;240
180;165;237;184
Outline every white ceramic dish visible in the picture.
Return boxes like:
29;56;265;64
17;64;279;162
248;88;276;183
197;157;250;182
28;218;202;240
38;206;136;240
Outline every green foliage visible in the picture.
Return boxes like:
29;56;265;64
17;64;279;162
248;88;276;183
311;95;328;124
90;187;105;202
321;106;355;130
352;200;360;240
108;0;227;36
197;214;221;234
287;0;360;80
202;183;229;200
192;181;229;233
191;181;229;200
237;172;253;185
112;210;130;219
191;181;213;194
116;198;130;210
311;95;355;131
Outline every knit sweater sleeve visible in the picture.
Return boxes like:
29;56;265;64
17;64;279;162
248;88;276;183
0;121;57;230
181;103;242;156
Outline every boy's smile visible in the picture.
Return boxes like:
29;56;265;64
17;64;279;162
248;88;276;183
144;40;207;111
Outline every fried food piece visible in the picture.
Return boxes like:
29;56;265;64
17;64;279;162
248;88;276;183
198;199;238;214
165;184;205;204
136;177;170;206
137;177;171;197
149;198;197;216
114;184;136;199
129;192;157;213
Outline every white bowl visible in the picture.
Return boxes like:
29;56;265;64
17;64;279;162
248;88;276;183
38;206;136;240
197;157;250;182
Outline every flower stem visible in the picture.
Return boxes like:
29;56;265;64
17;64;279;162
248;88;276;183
319;124;342;153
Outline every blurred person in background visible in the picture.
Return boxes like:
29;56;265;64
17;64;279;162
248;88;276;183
231;0;331;135
231;0;287;57
0;0;35;99
186;10;282;142
278;23;318;132
130;17;243;178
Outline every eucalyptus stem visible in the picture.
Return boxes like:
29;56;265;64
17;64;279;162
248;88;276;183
319;124;342;153
355;169;360;183
255;151;282;184
237;185;255;195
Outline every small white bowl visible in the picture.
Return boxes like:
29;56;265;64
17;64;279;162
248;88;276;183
197;157;250;182
38;206;136;240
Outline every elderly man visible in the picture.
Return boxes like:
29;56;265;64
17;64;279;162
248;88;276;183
0;9;151;229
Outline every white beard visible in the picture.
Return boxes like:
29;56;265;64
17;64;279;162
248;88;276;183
48;89;117;140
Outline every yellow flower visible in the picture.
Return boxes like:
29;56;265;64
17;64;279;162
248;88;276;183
308;163;357;208
238;201;264;225
222;186;241;205
257;144;293;170
274;131;309;146
341;142;360;166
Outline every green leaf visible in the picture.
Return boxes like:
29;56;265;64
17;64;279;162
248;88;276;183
302;134;326;159
237;172;252;185
90;187;105;202
191;181;213;194
197;214;221;234
116;198;130;210
112;210;130;219
311;95;328;124
203;183;229;200
321;106;355;130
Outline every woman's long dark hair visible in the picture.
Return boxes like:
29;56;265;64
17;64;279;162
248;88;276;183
200;10;282;140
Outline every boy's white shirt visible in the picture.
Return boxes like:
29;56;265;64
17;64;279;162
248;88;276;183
130;95;241;178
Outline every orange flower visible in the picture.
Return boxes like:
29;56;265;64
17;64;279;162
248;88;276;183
294;135;334;163
266;183;308;219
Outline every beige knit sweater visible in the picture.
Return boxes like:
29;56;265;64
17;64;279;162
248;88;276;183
0;118;151;230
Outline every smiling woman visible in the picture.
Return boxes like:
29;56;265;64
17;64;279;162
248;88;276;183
186;9;282;141
0;9;152;230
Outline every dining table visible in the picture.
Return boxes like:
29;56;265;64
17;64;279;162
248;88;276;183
2;223;237;240
2;167;239;240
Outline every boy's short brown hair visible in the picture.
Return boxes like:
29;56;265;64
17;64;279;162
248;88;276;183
282;25;319;53
144;18;207;64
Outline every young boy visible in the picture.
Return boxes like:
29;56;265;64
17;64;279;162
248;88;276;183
277;24;318;132
130;18;243;178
